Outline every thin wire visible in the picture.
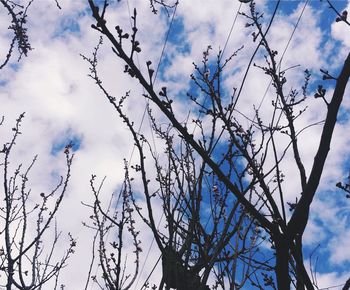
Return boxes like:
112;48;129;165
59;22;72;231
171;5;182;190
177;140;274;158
139;254;162;290
232;0;281;110
130;2;178;289
191;1;243;136
230;0;308;196
254;0;309;114
89;0;175;286
191;1;280;156
186;1;309;215
153;2;178;84
125;0;155;161
234;0;309;234
220;2;242;61
318;284;345;290
133;213;164;290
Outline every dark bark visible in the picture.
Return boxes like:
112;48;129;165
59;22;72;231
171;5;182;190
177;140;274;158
343;278;350;290
87;2;350;289
162;247;210;290
293;236;314;290
288;53;350;239
87;0;276;235
291;238;314;290
295;236;304;290
275;235;290;289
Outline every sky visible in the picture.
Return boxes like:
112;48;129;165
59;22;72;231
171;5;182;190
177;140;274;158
0;0;350;289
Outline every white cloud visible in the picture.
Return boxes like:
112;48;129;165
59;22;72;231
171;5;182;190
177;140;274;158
329;228;350;264
1;0;350;289
312;271;349;290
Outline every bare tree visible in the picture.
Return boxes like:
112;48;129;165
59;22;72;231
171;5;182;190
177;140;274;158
82;35;273;289
82;166;141;290
0;0;32;69
86;0;350;289
0;0;61;69
0;2;78;289
0;114;75;290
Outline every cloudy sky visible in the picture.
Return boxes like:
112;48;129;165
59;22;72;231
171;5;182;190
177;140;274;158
0;0;350;289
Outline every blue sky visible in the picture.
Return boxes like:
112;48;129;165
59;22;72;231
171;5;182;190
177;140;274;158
0;0;350;289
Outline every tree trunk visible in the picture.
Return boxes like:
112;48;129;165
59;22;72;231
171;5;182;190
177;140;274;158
295;236;305;290
6;258;14;290
293;236;315;290
275;236;290;290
